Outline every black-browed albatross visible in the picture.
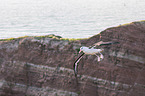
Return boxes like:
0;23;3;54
73;41;119;77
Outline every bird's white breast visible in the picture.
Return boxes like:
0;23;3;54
83;48;101;55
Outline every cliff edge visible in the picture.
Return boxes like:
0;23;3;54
0;21;145;96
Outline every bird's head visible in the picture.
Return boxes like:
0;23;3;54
100;49;104;52
79;46;87;53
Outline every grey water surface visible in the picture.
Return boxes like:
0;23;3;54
0;0;145;39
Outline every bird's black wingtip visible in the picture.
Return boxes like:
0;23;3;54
73;53;85;79
113;41;120;44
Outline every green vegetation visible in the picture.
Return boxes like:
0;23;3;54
0;34;87;42
60;38;85;41
0;36;29;41
34;34;60;40
117;20;145;27
35;34;86;41
60;70;63;73
77;91;81;95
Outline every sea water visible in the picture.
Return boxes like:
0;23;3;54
0;0;145;39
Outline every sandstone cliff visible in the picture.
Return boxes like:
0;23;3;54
0;21;145;96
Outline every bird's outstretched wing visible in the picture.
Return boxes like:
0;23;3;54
93;41;119;46
73;53;85;77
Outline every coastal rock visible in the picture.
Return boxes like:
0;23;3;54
0;21;145;96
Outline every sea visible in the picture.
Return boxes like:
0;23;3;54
0;0;145;39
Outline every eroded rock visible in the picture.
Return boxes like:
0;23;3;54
0;21;145;96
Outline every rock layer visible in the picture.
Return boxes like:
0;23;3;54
0;21;145;96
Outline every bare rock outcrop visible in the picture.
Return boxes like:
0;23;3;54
0;21;145;96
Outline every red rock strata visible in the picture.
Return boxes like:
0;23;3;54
0;21;145;96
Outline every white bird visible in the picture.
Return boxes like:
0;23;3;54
73;41;119;77
79;46;104;61
74;47;103;76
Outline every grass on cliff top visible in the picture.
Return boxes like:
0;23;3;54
34;34;85;41
0;36;29;41
117;20;145;27
0;34;86;41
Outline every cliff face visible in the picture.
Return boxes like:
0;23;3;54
0;21;145;96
